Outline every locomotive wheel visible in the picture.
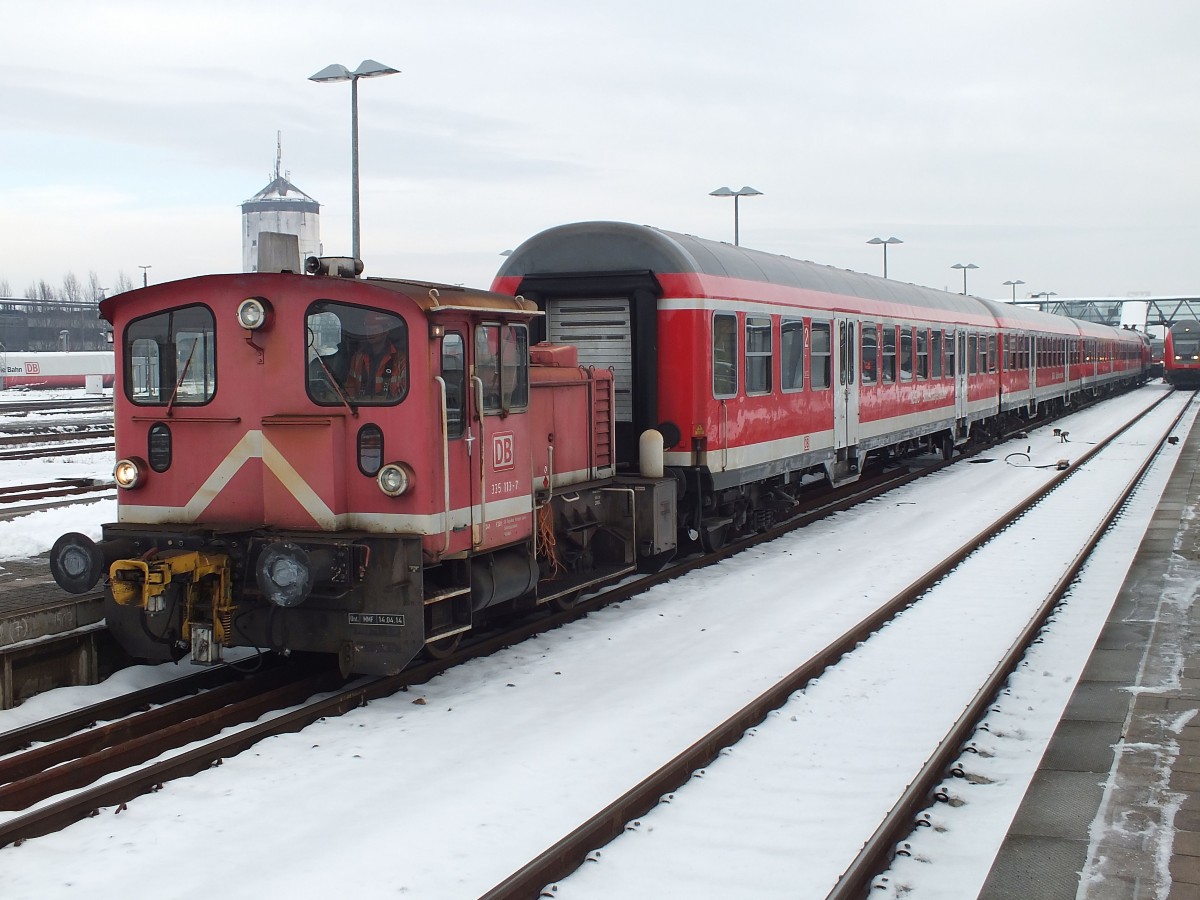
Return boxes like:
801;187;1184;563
423;632;463;660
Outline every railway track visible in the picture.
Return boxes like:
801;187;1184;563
0;398;112;418
0;388;1183;878
0;430;114;462
479;389;1195;898
0;479;113;506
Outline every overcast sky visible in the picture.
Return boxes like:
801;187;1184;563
2;1;1198;302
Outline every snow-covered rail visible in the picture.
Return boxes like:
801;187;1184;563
485;389;1196;899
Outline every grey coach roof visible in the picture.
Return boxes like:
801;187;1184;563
498;221;985;317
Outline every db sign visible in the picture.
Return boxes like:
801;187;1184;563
24;362;41;374
492;432;515;470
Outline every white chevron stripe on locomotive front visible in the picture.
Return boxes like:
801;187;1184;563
119;430;342;529
120;430;548;536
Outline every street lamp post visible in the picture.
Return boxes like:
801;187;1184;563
138;266;151;287
1032;291;1058;306
709;186;762;246
867;237;903;278
1003;279;1025;302
310;59;400;261
951;262;978;295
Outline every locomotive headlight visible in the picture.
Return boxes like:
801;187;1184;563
114;457;146;490
377;462;414;497
236;297;272;330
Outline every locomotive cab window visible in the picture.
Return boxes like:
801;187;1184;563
477;323;529;413
125;304;216;405
306;302;408;406
442;332;466;438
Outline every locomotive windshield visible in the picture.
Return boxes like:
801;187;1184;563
306;301;409;405
124;305;216;405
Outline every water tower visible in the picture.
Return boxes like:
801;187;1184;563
241;134;321;272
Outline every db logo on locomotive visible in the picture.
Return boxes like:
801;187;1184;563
492;432;515;470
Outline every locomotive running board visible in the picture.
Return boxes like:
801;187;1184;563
536;563;637;606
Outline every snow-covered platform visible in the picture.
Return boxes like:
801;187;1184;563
0;557;108;708
980;407;1200;899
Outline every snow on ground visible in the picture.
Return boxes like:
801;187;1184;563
0;387;115;553
0;384;1191;899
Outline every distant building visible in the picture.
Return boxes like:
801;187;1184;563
0;298;109;352
241;135;321;272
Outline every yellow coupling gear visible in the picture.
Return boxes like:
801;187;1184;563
109;551;234;646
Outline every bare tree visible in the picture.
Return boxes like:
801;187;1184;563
0;277;10;298
61;272;82;302
112;271;135;295
87;271;106;303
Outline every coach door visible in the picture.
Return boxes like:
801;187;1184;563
954;330;969;425
835;318;859;455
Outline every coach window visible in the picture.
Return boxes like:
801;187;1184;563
476;323;529;414
931;330;944;379
861;325;878;385
125;305;216;405
810;321;832;390
746;316;772;395
441;332;465;438
916;330;929;380
882;325;897;383
945;331;956;377
988;334;998;373
967;334;978;375
713;313;738;397
899;327;914;382
781;317;804;391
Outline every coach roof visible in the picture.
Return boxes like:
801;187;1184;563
498;220;988;319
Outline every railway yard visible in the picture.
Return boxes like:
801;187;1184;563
0;385;1196;899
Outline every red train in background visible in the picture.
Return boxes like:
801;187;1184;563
50;222;1149;676
0;350;115;389
1164;320;1200;387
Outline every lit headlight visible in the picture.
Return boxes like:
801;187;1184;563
114;457;145;489
236;297;271;330
377;462;413;497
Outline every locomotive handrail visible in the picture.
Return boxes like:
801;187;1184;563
434;375;452;555
472;374;486;547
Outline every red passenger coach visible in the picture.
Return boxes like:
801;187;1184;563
493;222;1146;550
50;267;676;675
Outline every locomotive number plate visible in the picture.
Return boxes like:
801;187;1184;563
348;613;406;627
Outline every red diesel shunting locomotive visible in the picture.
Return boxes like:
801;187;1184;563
50;264;677;676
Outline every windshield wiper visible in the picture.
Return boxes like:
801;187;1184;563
312;353;358;417
165;338;200;418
